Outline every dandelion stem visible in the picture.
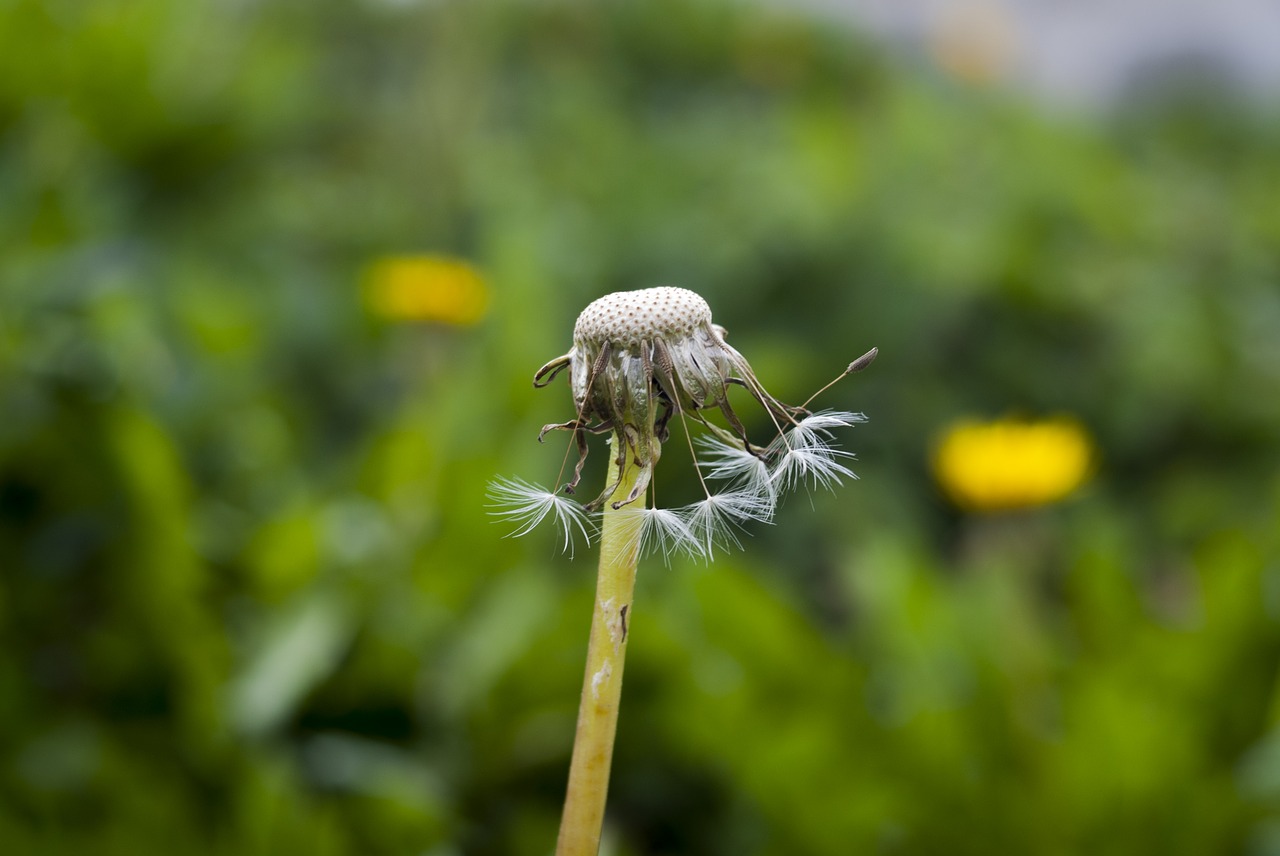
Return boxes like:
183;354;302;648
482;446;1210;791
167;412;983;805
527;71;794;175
556;434;643;856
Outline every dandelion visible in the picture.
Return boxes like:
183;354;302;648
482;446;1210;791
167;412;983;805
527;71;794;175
492;287;875;555
487;286;874;856
362;254;490;325
933;416;1093;512
928;0;1018;86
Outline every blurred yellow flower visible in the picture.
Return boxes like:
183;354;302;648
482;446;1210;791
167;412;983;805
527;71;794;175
928;0;1018;86
362;255;489;325
933;417;1093;512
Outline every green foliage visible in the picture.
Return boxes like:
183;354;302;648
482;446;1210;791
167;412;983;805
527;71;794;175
2;0;1279;853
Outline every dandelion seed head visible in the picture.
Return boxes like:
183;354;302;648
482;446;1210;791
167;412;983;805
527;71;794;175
574;287;712;348
508;287;873;559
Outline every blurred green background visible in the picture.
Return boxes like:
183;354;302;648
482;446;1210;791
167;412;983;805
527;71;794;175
4;0;1280;854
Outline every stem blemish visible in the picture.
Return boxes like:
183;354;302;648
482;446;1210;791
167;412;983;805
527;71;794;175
590;662;613;702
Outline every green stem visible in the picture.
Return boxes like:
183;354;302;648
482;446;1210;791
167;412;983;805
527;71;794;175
556;435;643;856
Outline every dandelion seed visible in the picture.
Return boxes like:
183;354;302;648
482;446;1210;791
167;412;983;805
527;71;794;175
789;410;867;447
696;435;776;502
771;443;857;493
616;507;704;564
764;410;864;493
684;490;775;556
769;410;865;455
486;477;595;555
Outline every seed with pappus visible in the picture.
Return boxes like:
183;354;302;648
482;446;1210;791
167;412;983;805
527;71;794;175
488;286;875;559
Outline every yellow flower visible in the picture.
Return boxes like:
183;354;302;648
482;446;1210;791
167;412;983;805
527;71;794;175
933;416;1093;512
928;0;1018;86
362;255;489;325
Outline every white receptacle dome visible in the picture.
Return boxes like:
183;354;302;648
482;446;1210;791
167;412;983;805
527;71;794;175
573;287;712;347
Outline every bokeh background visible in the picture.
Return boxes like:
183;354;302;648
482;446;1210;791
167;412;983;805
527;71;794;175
4;0;1280;854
